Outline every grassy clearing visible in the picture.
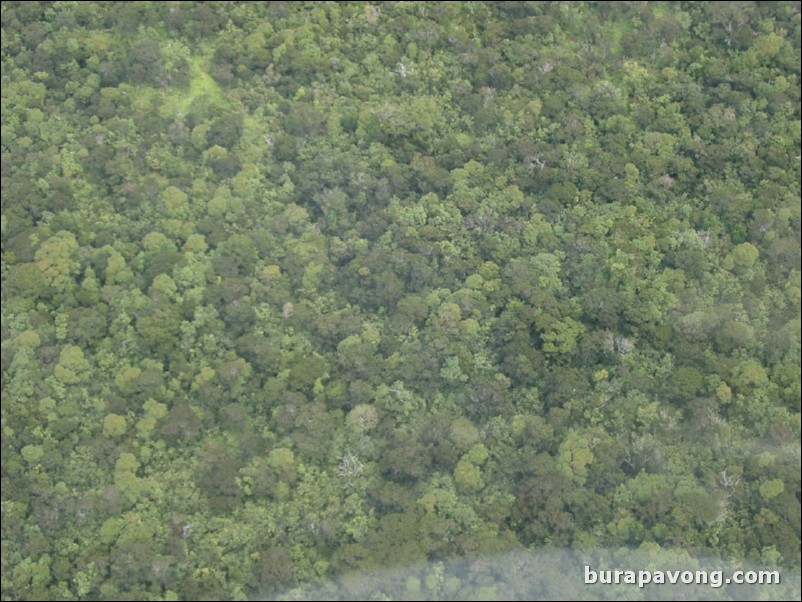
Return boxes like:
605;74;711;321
159;52;229;117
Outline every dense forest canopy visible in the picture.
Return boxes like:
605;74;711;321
1;1;800;600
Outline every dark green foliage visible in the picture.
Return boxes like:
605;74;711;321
2;1;800;600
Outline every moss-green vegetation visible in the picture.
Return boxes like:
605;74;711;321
1;1;800;600
167;52;228;115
